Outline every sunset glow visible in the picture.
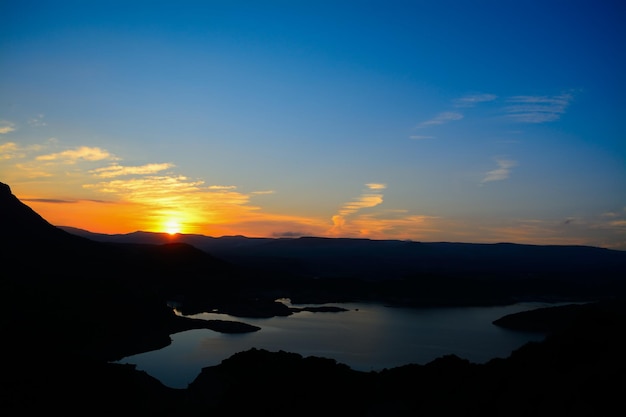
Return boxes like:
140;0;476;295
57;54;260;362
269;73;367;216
164;219;182;235
1;1;624;249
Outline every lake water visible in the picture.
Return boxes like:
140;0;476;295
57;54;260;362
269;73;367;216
116;300;555;389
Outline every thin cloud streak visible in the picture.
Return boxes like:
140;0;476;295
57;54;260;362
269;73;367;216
481;158;517;183
366;183;387;190
37;146;119;163
505;93;573;123
90;163;174;178
330;183;387;235
418;111;464;127
453;93;497;107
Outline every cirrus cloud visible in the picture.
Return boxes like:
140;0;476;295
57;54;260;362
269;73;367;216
505;93;573;123
453;93;497;107
481;158;517;183
418;111;464;127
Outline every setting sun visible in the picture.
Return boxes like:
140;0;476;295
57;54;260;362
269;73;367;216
164;219;181;235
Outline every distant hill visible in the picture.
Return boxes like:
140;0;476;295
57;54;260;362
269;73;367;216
59;225;626;280
59;225;626;307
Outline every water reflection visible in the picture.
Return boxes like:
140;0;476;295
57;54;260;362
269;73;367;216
117;301;552;389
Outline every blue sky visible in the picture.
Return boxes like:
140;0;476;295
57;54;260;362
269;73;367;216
1;0;625;249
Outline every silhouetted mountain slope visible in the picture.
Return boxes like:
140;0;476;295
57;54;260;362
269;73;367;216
1;182;256;361
2;181;625;416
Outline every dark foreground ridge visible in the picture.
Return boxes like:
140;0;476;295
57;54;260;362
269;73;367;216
1;181;625;415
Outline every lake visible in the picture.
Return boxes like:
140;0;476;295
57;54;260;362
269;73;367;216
116;300;555;389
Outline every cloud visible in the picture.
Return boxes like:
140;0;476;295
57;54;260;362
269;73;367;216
409;135;435;140
2;138;448;241
90;163;174;178
272;231;308;238
0;121;16;135
28;114;46;127
453;93;497;107
366;183;387;190
337;212;440;239
338;194;384;216
418;111;464;127
37;146;119;163
85;176;206;202
22;198;78;204
208;185;238;190
0;139;270;234
329;183;387;235
481;158;517;183
0;142;20;159
505;93;573;123
1;141;48;161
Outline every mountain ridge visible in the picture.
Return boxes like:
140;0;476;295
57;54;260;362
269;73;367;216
59;224;623;251
58;225;626;284
2;180;625;415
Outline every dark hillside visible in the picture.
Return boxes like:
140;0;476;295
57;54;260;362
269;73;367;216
0;182;256;362
60;226;626;309
61;226;626;283
2;181;625;416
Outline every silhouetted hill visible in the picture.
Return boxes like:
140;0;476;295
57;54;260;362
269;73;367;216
2;181;626;415
60;226;626;280
1;182;258;361
60;226;626;308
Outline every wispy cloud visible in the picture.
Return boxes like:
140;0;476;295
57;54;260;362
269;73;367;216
1;141;48;160
37;146;119;163
365;183;387;190
505;93;573;123
330;183;387;235
418;111;464;127
0;121;16;135
28;114;46;127
0;142;20;159
90;163;174;178
412;93;494;135
208;185;238;190
453;93;497;107
481;158;517;183
337;183;386;216
22;198;78;204
341;211;440;239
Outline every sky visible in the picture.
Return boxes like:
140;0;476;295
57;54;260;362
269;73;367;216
1;0;625;249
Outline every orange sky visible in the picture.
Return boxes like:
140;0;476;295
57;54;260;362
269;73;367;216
1;139;624;249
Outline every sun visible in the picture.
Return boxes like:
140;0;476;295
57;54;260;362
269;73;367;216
164;219;181;235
